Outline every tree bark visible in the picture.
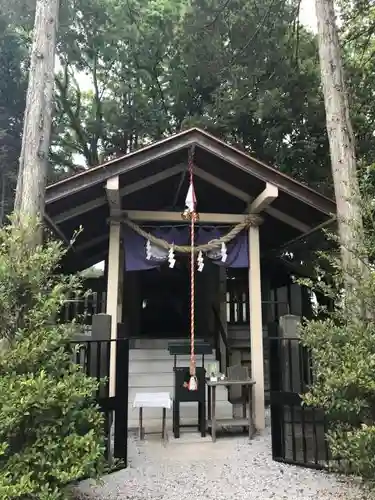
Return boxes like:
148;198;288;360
14;0;60;243
315;0;363;272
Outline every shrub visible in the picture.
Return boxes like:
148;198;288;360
299;177;375;478
0;220;105;499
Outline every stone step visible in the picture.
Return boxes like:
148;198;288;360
129;372;230;391
128;346;234;428
130;338;211;350
129;348;216;362
129;358;216;374
130;372;173;388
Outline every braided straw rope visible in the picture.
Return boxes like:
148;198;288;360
122;214;261;254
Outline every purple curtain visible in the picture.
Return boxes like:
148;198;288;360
208;231;249;268
122;225;249;271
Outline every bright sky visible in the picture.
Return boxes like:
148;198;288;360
300;0;317;33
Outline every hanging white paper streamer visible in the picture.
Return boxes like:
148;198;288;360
220;242;227;262
145;240;168;262
168;246;176;268
146;240;152;260
197;250;204;272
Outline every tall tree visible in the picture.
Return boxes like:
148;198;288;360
315;0;363;271
14;0;59;241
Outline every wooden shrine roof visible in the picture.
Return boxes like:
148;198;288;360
45;128;336;272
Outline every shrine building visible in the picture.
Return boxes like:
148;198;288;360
45;128;335;451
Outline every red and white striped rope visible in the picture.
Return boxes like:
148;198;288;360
188;147;196;377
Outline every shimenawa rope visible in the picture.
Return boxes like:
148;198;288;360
122;215;260;254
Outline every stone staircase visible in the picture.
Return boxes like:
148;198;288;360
128;340;233;430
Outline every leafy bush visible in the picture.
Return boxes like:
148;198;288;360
0;220;105;499
299;177;375;478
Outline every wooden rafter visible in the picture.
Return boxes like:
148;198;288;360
195;169;311;233
46;128;335;216
53;164;186;224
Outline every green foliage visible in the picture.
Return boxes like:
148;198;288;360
49;0;333;192
299;178;375;478
0;10;27;221
0;220;105;499
5;0;375;201
339;0;375;169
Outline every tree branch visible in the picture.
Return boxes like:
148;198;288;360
204;0;233;29
54;71;92;165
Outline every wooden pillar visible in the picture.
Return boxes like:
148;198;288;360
248;223;265;430
247;183;278;431
105;175;123;399
106;220;122;397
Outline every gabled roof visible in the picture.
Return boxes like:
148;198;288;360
47;127;334;212
45;128;336;272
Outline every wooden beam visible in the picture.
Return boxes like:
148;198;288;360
44;213;74;249
64;249;107;274
194;167;251;202
276;216;337;252
249;183;278;214
194;169;311;232
46;132;196;204
195;132;336;214
75;234;108;252
122;210;246;224
106;176;120;213
52;164;311;234
122;163;185;196
53;164;186;224
53;197;103;225
46;128;335;217
266;207;310;233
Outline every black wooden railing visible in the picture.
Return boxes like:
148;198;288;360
226;285;249;325
212;305;230;375
269;336;329;469
69;321;129;465
61;291;106;327
226;288;290;325
226;279;301;325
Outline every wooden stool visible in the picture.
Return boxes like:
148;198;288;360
133;392;172;445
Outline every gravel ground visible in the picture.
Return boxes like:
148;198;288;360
75;426;366;500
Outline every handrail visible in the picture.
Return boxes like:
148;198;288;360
212;304;230;374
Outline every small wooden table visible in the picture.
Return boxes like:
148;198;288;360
206;379;256;442
133;392;172;445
